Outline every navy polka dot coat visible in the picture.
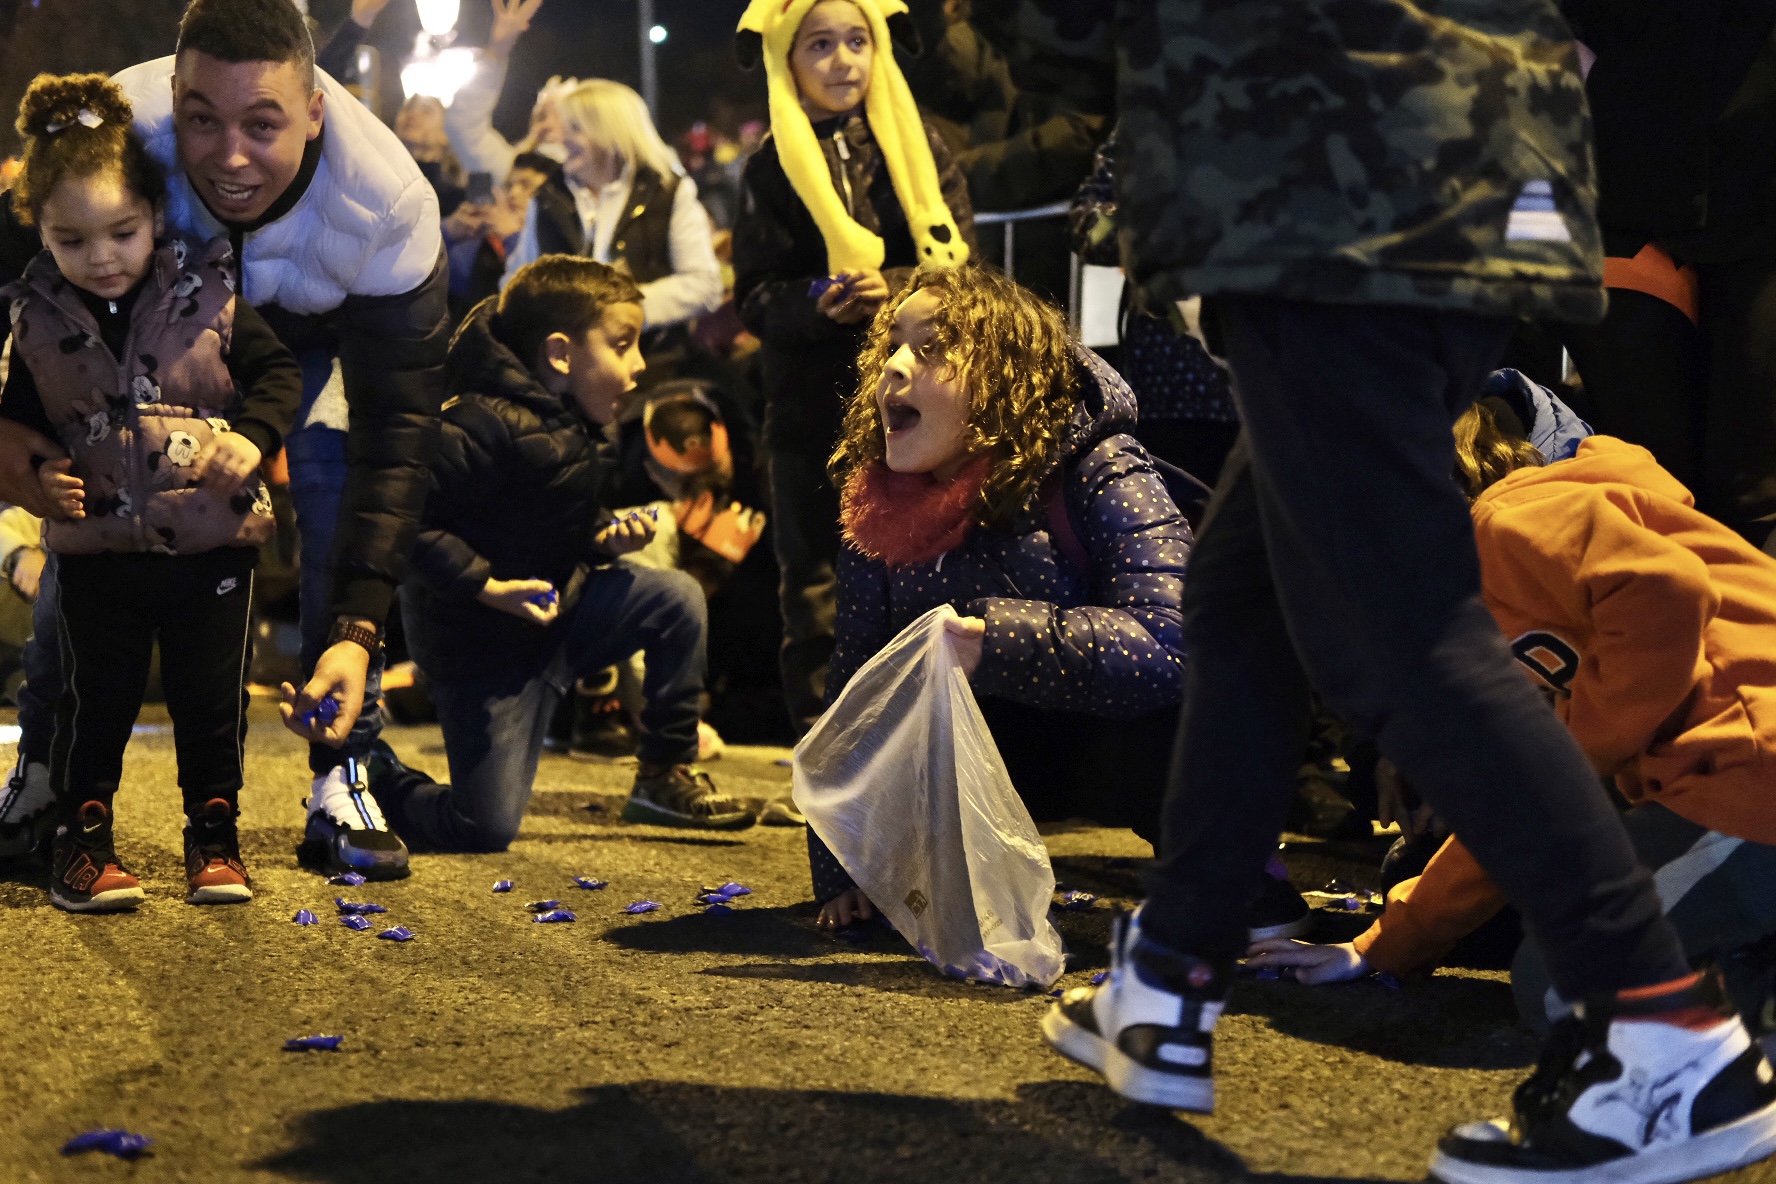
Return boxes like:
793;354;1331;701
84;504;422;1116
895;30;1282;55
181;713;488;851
826;347;1193;719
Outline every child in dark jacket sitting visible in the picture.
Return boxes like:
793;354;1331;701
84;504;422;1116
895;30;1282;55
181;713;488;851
379;255;756;849
809;266;1196;929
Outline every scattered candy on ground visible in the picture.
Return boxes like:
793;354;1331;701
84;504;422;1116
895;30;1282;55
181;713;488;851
526;900;562;912
61;1130;152;1159
622;901;661;915
492;880;513;893
328;872;367;887
1090;971;1108;985
283;1035;344;1052
532;909;577;924
377;927;416;942
1056;890;1096;912
292;909;317;926
340;915;372;932
335;899;388;916
574;877;608;890
702;903;735;916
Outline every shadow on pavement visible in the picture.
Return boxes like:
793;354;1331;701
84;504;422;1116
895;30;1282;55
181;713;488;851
601;903;834;959
257;1080;1411;1184
703;958;1041;1004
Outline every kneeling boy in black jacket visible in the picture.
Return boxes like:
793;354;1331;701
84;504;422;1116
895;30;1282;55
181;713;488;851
378;256;757;848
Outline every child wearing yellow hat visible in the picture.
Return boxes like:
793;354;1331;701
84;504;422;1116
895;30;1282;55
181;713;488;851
731;0;976;732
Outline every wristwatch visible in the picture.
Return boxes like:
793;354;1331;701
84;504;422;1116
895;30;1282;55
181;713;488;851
325;617;383;655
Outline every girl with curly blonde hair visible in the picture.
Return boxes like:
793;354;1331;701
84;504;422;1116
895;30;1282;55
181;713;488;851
810;266;1195;930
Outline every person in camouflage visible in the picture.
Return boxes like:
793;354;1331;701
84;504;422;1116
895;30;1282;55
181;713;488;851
1017;4;1776;1182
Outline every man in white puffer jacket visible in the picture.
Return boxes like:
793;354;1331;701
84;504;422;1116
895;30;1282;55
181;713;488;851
0;0;447;881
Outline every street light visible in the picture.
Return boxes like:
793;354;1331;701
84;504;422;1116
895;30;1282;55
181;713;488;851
649;24;667;44
414;0;461;38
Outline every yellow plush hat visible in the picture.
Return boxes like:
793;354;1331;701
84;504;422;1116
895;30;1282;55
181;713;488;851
736;0;968;276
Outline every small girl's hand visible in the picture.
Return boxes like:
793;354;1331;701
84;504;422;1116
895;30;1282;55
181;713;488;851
595;511;658;555
1244;938;1371;985
477;577;560;624
942;613;986;677
36;458;85;521
193;431;264;496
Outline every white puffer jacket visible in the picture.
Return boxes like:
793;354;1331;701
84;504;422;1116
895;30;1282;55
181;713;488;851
114;57;441;315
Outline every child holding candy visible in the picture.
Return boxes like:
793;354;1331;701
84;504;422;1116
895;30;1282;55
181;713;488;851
1;74;300;911
377;255;756;851
731;0;975;733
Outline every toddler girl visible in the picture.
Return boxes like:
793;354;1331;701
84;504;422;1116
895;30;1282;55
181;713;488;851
1;74;299;911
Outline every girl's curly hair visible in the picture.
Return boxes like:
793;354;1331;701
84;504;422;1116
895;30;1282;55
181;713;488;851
11;73;164;227
830;265;1078;526
1452;400;1545;499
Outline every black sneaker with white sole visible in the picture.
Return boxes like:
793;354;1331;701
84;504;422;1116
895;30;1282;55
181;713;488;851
296;758;410;880
1247;874;1312;942
622;765;756;830
1432;971;1776;1184
1040;907;1232;1113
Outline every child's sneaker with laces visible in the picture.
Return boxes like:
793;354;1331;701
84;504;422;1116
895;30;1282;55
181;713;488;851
49;801;145;913
297;759;410;880
622;764;756;830
184;798;251;905
1432;971;1776;1184
0;754;55;864
1041;906;1232;1112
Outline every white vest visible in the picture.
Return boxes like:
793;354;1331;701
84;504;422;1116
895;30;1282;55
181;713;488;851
114;57;442;317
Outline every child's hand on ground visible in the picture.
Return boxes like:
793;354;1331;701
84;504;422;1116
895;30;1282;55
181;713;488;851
477;577;560;624
690;502;766;564
817;887;875;930
192;431;263;497
595;512;658;555
942;613;986;677
1244;938;1371;985
37;458;85;520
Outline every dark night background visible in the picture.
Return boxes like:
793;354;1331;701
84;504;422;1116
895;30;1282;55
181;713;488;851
0;0;764;156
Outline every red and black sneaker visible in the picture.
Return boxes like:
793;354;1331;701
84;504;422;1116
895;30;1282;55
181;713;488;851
49;801;145;913
183;798;251;905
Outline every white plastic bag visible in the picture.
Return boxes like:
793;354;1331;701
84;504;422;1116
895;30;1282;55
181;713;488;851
793;605;1066;988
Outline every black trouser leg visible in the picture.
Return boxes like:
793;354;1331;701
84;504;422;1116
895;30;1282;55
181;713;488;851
154;548;257;815
48;554;157;818
1143;298;1689;1000
767;447;840;731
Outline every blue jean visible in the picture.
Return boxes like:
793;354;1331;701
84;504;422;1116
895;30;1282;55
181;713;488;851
394;563;706;852
1143;297;1690;1001
287;346;384;776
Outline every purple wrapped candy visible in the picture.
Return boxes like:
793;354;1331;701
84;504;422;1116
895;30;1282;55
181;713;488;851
527;588;559;609
532;909;577;924
340;915;372;932
702;903;735;916
283;1034;344;1052
622;900;661;915
713;881;751;898
328;871;367;887
1056;890;1096;912
573;877;608;890
61;1130;152;1158
526;900;562;912
1338;895;1364;911
492;880;514;893
335;898;388;916
299;695;341;731
292;909;318;926
1089;971;1108;986
377;927;416;942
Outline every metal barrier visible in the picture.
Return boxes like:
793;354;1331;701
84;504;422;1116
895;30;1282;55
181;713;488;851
973;200;1094;335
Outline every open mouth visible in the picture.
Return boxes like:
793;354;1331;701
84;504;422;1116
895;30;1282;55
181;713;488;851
209;179;260;209
882;398;920;435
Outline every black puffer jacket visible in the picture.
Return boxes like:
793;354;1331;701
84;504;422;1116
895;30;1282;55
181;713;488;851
732;114;976;454
406;299;616;674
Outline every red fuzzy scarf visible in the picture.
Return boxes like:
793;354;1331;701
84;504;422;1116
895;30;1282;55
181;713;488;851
840;457;992;568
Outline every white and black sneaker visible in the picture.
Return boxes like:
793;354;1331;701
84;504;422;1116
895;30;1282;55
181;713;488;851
296;758;410;881
1432;971;1776;1184
1247;874;1312;942
0;754;55;863
1040;907;1232;1112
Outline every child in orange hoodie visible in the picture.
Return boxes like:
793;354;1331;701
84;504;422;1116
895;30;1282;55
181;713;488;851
1249;403;1776;1031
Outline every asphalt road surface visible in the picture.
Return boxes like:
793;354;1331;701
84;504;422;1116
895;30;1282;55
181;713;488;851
2;701;1770;1184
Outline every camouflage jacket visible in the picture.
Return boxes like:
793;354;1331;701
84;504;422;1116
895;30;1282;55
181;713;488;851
974;0;1607;323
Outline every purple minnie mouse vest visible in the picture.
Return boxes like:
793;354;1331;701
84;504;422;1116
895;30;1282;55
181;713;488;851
3;236;275;556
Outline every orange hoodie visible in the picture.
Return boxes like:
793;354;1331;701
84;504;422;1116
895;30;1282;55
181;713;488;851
1355;437;1776;977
